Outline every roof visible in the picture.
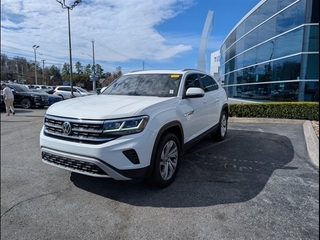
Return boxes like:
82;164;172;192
126;69;209;75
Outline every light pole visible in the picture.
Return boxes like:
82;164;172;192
56;0;82;97
82;40;97;91
33;45;40;85
92;39;96;91
42;60;46;85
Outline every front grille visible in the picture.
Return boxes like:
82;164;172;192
42;151;107;176
44;114;115;143
35;95;49;104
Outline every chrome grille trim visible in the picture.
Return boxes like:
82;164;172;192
44;114;115;143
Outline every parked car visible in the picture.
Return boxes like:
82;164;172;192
52;86;95;99
4;83;49;108
31;89;63;106
28;85;53;94
40;69;229;188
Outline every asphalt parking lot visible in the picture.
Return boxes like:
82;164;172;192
1;107;319;240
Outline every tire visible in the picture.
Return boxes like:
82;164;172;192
211;110;228;141
149;133;180;188
21;98;32;109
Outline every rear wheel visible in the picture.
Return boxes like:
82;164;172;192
211;110;228;141
21;98;32;109
149;133;180;188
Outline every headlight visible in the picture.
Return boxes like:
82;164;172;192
103;116;149;136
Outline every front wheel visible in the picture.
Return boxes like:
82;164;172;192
21;98;32;109
149;133;180;188
211;110;228;141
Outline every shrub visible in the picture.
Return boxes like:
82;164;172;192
229;102;319;121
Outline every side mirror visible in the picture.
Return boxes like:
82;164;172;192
185;87;205;98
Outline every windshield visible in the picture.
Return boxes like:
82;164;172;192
102;74;181;97
76;87;88;93
10;84;32;92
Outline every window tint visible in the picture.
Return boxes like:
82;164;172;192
200;74;219;92
185;74;200;90
60;87;71;92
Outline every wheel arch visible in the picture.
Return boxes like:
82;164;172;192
147;121;184;178
222;103;229;118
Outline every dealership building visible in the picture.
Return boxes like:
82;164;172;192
211;0;319;101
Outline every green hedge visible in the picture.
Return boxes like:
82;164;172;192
229;102;319;121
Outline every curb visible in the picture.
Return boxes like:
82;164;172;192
229;117;319;168
303;121;319;168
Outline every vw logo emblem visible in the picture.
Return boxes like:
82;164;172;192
62;122;72;135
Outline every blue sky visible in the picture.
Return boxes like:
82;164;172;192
1;0;259;74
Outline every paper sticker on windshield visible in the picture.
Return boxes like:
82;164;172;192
171;74;180;78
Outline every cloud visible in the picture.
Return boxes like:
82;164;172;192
1;0;196;69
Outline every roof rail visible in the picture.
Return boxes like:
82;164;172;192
181;68;205;72
129;69;144;73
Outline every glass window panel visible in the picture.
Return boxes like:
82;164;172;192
243;49;256;67
276;2;306;34
245;8;259;32
257;17;277;43
235;54;244;69
305;25;319;52
244;29;258;50
272;55;301;80
305;54;319;79
304;81;319;101
236;38;245;55
311;0;319;23
274;27;303;58
256;41;275;64
258;0;278;23
226;31;236;49
236;22;245;39
277;0;298;11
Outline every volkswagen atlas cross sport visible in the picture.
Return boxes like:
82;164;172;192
40;69;229;188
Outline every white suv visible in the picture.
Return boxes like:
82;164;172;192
40;69;229;188
53;86;94;99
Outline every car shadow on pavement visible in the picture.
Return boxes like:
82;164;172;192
70;129;296;208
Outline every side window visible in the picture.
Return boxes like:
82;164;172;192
185;74;200;91
200;74;219;92
60;87;70;92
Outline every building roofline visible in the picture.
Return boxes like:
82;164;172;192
223;0;266;44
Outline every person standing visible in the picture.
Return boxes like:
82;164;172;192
1;83;15;116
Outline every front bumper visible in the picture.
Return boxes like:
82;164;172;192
40;126;157;180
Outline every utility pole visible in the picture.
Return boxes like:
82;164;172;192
42;60;46;85
142;61;145;70
92;39;96;91
16;59;19;82
33;45;40;84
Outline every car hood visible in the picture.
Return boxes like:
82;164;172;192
46;94;176;119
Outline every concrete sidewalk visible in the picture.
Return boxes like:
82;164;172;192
229;117;319;168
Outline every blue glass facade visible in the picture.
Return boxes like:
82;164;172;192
220;0;319;101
